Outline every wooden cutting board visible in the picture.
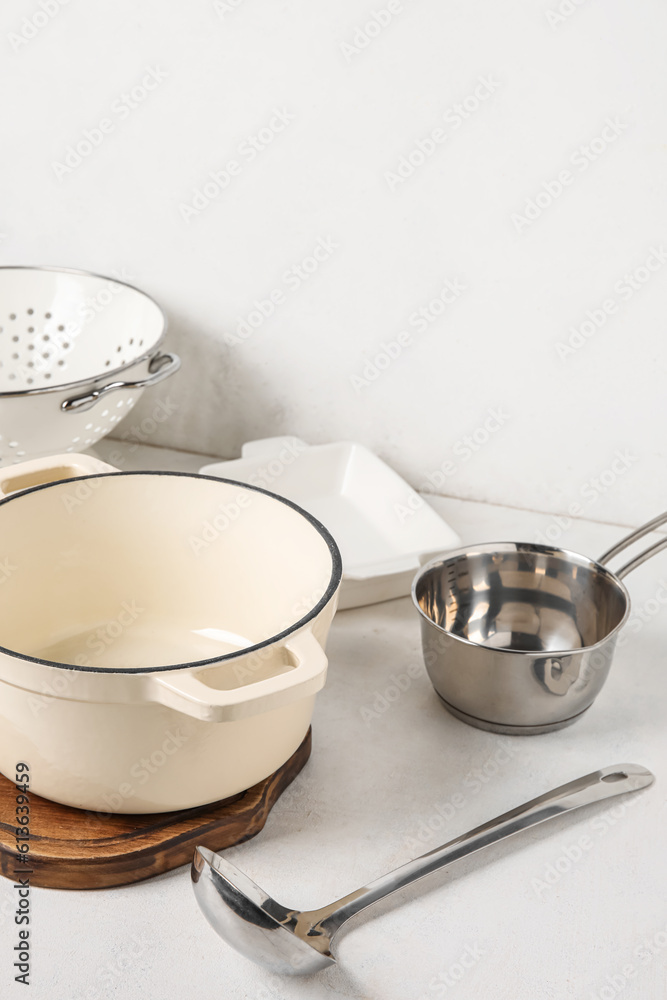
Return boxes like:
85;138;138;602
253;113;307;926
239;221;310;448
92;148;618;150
0;729;311;890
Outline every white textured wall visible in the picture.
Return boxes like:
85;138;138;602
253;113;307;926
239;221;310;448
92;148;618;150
2;0;667;524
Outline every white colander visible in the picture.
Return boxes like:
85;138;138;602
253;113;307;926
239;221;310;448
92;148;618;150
0;266;180;462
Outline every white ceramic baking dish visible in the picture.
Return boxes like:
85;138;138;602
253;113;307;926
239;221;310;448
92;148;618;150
0;454;341;813
200;437;460;609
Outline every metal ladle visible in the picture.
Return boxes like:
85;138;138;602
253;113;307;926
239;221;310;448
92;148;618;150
191;763;653;975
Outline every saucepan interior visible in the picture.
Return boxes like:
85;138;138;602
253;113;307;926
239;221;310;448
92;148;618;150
414;543;629;653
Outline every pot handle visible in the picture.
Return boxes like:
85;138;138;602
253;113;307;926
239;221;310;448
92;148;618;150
61;351;180;414
150;628;328;723
0;452;117;499
598;510;667;579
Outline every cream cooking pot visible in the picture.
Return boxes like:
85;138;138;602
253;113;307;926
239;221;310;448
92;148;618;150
0;454;341;813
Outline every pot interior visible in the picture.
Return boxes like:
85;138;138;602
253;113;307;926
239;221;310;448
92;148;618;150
0;473;337;670
415;545;628;653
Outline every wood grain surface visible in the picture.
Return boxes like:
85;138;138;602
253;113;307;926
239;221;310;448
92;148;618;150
0;728;311;890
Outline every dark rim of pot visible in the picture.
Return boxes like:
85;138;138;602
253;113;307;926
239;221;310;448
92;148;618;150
0;470;343;673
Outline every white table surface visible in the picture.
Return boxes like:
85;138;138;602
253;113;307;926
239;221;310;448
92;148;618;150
2;441;666;1000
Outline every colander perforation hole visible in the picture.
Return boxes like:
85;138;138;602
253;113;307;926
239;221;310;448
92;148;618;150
27;309;33;315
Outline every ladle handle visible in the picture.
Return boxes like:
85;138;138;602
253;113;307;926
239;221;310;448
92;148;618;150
598;511;667;579
316;764;653;938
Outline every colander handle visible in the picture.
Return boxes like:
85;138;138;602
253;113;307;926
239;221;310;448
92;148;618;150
61;351;180;414
598;510;667;579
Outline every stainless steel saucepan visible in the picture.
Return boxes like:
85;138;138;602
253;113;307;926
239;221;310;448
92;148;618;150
412;512;667;734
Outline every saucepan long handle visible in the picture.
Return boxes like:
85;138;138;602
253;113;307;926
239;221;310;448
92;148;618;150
598;511;667;579
316;764;653;938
